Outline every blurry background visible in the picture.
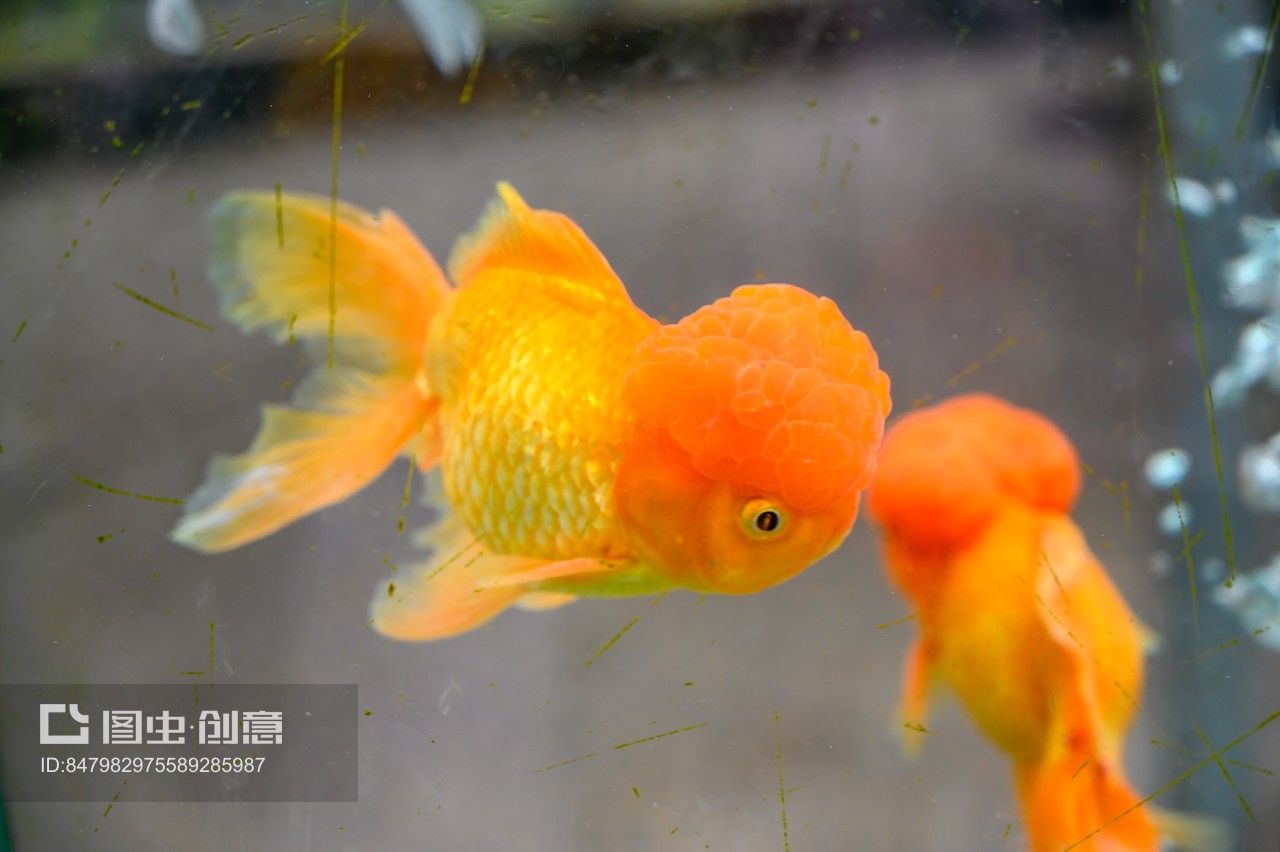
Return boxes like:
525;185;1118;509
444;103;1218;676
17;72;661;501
3;0;1280;849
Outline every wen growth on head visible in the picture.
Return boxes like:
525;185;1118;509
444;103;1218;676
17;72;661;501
866;394;1224;852
171;184;892;641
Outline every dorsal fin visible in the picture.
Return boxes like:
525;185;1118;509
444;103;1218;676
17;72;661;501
447;182;630;300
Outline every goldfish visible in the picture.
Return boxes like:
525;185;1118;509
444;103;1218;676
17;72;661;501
172;183;891;641
865;394;1224;852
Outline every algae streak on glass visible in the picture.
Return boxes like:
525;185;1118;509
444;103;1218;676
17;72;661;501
171;183;890;641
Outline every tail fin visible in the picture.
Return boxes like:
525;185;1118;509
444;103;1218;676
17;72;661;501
172;191;451;552
1149;807;1232;852
1014;655;1161;852
1015;756;1160;852
1016;757;1230;852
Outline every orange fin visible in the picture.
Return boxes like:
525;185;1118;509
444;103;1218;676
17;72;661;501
173;377;430;552
1014;755;1161;852
469;551;672;599
899;637;932;757
208;190;449;355
369;497;616;640
513;592;578;612
172;192;450;553
1014;635;1169;851
447;182;631;302
1035;516;1147;759
1017;758;1228;852
472;556;624;588
1148;806;1231;852
370;513;531;641
1137;621;1163;656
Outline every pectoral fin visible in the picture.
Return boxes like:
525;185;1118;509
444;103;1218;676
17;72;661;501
370;514;664;640
899;637;932;757
370;514;530;642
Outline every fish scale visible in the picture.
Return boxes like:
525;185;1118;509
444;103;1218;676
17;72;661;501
434;268;655;561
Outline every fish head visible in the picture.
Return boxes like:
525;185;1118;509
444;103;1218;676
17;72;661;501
866;393;1081;557
616;284;891;594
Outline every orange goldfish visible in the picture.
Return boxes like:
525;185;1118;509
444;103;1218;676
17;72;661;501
172;183;891;640
866;394;1223;852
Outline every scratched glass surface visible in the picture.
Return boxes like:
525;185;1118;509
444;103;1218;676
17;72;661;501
3;0;1280;849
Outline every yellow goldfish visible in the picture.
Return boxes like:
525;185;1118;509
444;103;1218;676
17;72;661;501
866;394;1223;852
172;184;891;640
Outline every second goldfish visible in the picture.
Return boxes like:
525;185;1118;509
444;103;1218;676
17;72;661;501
866;393;1223;852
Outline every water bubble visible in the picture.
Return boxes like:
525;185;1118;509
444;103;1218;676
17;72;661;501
1106;55;1133;79
1159;60;1183;86
1236;319;1280;381
145;0;205;57
1239;215;1280;250
1201;557;1226;584
1213;556;1280;651
1213;178;1238;205
1212;364;1252;409
1157;501;1192;536
1211;313;1280;407
1239;434;1280;512
1223;25;1270;60
1149;551;1172;577
1221;251;1276;310
1143;447;1190;490
1167;177;1215;218
399;0;484;77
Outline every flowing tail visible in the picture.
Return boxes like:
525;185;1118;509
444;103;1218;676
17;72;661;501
1015;754;1157;852
1014;755;1228;852
172;191;451;552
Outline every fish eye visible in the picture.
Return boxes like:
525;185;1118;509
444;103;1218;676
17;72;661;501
741;499;785;539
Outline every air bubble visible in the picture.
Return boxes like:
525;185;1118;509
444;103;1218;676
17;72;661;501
1149;552;1172;577
1213;178;1238;205
1213;554;1280;651
1167;177;1215;218
1239;434;1280;513
1159;60;1184;86
1157;501;1192;536
1223;25;1270;60
146;0;204;57
1143;447;1190;490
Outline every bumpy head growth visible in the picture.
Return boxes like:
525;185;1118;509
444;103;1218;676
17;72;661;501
866;393;1081;551
616;283;891;594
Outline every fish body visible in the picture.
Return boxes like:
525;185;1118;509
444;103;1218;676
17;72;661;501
867;394;1220;852
428;213;656;564
173;184;891;640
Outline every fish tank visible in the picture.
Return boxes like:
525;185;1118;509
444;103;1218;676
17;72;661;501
2;0;1279;849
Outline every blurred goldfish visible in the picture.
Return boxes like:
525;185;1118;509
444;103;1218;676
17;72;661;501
172;183;891;640
866;394;1225;852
